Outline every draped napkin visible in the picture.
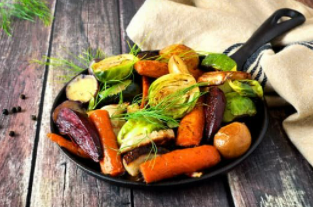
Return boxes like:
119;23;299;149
126;0;313;166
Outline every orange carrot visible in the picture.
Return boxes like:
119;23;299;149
134;60;168;78
47;133;90;158
140;76;150;109
176;97;205;147
89;110;124;176
140;145;221;183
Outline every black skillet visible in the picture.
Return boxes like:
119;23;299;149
50;8;305;188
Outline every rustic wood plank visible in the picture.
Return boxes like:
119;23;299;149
228;109;313;207
119;0;144;53
119;1;231;206
30;1;130;207
0;1;56;207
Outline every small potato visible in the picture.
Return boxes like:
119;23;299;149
159;44;199;70
214;122;251;159
66;74;98;103
134;60;168;78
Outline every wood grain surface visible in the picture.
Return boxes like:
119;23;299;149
29;1;130;207
0;1;57;207
0;0;313;207
228;109;313;207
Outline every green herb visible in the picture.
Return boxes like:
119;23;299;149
31;47;106;82
88;80;132;111
0;0;52;36
116;82;208;129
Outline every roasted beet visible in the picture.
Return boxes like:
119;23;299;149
204;87;226;142
53;100;86;123
56;108;102;162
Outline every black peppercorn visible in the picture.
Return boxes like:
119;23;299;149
9;131;15;137
17;106;22;112
11;107;17;113
2;109;9;115
20;94;26;99
31;115;37;121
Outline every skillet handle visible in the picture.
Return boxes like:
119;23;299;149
230;8;305;70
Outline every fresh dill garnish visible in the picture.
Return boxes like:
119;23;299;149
31;47;106;82
116;82;208;128
0;0;52;36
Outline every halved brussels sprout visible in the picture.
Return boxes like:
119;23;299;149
117;119;175;153
201;53;237;71
228;80;263;98
148;73;199;119
223;92;257;122
91;54;139;83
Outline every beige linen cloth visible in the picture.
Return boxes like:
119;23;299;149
126;0;313;166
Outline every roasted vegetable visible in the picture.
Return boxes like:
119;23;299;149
53;100;85;123
197;71;251;86
134;60;168;78
160;44;204;78
228;80;263;98
89;110;124;176
101;103;128;136
149;73;199;119
56;108;102;162
168;55;190;74
201;53;237;71
140;145;221;183
88;80;134;110
204;87;226;142
101;103;128;117
159;44;199;70
91;54;138;83
117;119;175;153
176;97;205;147
223;92;256;122
214;122;251;159
66;74;98;103
122;146;168;176
140;76;150;109
47;133;90;159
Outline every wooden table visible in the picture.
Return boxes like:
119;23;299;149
1;0;313;206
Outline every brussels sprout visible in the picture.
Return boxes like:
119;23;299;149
148;73;199;119
117;119;175;153
228;80;263;98
201;53;237;71
223;92;257;122
91;54;139;83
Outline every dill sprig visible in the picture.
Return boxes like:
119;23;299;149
116;82;208;128
0;0;52;36
31;47;106;82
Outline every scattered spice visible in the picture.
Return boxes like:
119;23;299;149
11;107;17;113
17;106;22;112
9;131;15;137
2;109;9;115
31;115;37;121
20;94;26;99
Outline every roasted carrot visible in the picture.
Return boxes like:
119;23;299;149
47;133;90;158
89;110;124;176
140;145;221;183
134;60;168;78
176;97;205;147
140;76;150;109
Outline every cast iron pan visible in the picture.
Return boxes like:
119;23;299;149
50;8;305;188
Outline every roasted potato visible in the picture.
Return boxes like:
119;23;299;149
66;74;98;103
159;44;200;71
